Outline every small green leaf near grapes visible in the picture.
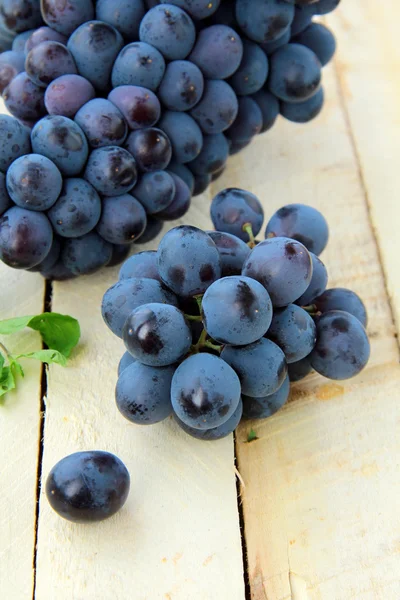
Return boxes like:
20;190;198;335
247;428;258;443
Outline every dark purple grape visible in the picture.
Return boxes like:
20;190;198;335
293;22;336;66
107;244;131;268
188;133;229;175
62;232;113;275
291;6;314;37
229;39;269;96
287;355;312;382
161;0;220;19
135;216;163;243
0;172;12;216
157;225;221;296
3;71;46;121
119;250;161;282
206;230;251;276
45;451;130;523
31;115;89;176
25;41;77;88
260;27;290;55
11;29;35;52
211;164;226;181
118;351;136;376
75;98;128;148
174;399;243;441
133;170;175;215
96;194;147;244
229;139;251;155
108;85;161;130
268;43;322;103
84;146;138;197
281;87;325;123
242;237;313;307
314;0;341;15
0;206;53;269
210;187;264;242
251;89;280;132
25;26;67;53
192;172;211;196
139;4;196;60
40;258;76;280
159;110;203;163
189;25;243;79
96;0;146;41
267;304;316;363
111;42;165;91
156;172;191;220
41;0;95;36
68;21;123;91
44;74;95;117
158;59;204;111
167;160;194;193
313;288;368;327
0;114;31;172
226;96;263;143
242;374;290;419
6;153;62;211
0;50;25;93
190;79;238;134
235;0;294;43
296;252;328;305
48;178;102;238
125;128;172;172
29;236;61;273
0;0;42;33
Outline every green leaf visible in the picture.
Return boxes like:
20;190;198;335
0;366;16;398
16;349;67;367
28;313;80;357
0;315;34;335
10;358;24;378
247;428;258;443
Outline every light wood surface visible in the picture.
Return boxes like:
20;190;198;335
1;2;400;598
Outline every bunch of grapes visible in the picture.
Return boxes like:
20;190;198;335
102;188;370;440
0;0;340;279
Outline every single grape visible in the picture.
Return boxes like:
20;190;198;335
11;29;35;51
157;225;221;296
267;304;316;363
0;50;25;93
139;5;196;60
6;153;62;211
25;26;67;53
68;21;123;91
84;146;138;197
155;172;191;220
158;60;204;111
123;302;191;366
314;0;341;15
229;40;269;96
251;90;280;132
45;451;130;523
160;0;220;19
310;310;370;380
44;74;95;117
102;277;178;338
236;0;294;43
119;250;161;282
202;275;272;345
167;161;195;193
62;232;112;276
0;206;53;269
313;288;368;327
40;257;76;281
28;236;60;272
41;0;95;36
174;399;243;440
281;86;324;124
75;99;128;149
48;178;102;238
269;43;322;103
192;172;211;196
210;187;264;242
31;115;89;176
3;71;46;121
108;85;161;130
0;172;12;216
0;0;42;33
242;374;290;419
112;42;165;91
260;28;290;55
265;203;329;255
293;23;336;67
135;216;163;243
116;362;174;424
118;351;136;376
96;194;147;245
106;244;131;268
190;79;238;134
25;41;77;88
189;25;243;80
171;353;241;430
188;133;229;175
96;0;146;41
206;231;251;277
125;128;172;172
226;96;263;143
242;237;313;307
221;337;287;397
296;252;328;305
133;171;175;215
211;164;226;182
287;355;312;382
159;110;203;163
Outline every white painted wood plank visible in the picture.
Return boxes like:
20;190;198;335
0;263;46;599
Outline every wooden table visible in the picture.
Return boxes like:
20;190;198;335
1;2;399;598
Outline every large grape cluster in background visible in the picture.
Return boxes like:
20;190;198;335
0;0;340;279
102;188;370;440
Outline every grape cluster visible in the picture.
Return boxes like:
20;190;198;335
103;187;370;441
0;0;341;279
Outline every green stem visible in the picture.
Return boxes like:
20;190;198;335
194;294;203;313
243;222;256;249
191;328;208;353
0;342;11;360
204;341;223;353
302;304;318;315
185;314;202;322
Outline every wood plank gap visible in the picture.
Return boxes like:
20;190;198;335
234;432;252;600
32;278;53;600
332;53;400;356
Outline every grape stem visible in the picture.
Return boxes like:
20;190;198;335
204;340;223;352
0;342;11;360
191;329;223;354
185;314;202;322
194;294;203;312
243;222;256;249
302;304;321;317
